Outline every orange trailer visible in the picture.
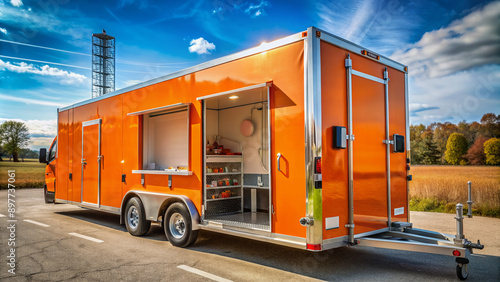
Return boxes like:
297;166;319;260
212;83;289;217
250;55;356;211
40;27;482;280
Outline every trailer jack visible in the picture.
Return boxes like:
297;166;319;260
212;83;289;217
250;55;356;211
357;204;484;280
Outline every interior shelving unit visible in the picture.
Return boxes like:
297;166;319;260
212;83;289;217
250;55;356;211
204;155;243;217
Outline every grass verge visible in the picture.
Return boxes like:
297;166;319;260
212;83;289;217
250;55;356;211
410;198;500;218
0;159;45;189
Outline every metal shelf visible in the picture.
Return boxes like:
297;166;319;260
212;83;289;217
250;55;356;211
244;185;269;189
206;196;242;202
132;170;192;175
206;155;242;163
207;172;241;175
207;185;242;190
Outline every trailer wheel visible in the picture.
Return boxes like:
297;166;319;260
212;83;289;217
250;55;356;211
164;203;198;247
44;185;54;204
456;263;469;280
125;197;151;236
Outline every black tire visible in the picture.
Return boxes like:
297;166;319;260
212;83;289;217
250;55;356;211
44;185;54;204
125;197;151;236
457;264;469;280
164;202;198;247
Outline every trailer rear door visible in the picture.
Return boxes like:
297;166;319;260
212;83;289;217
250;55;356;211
351;74;388;234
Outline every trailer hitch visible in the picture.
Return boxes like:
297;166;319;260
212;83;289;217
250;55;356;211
464;239;484;250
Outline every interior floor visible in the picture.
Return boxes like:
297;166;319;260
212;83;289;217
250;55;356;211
208;212;269;231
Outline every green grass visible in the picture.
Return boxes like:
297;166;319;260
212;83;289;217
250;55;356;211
0;159;46;189
409;198;500;218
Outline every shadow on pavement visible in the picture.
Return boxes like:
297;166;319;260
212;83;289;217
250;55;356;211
54;209;500;280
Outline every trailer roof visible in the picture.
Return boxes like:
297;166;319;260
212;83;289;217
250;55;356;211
60;27;407;112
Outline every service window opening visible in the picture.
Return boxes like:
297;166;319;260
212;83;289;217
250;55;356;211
129;103;190;172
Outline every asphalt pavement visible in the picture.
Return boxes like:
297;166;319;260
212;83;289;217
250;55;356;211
1;189;499;281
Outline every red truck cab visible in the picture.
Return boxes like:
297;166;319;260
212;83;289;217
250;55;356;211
39;137;57;203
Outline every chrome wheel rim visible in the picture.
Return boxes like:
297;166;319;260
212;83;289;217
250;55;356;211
127;206;139;230
169;212;186;239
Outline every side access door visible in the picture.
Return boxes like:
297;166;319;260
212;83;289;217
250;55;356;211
81;119;102;208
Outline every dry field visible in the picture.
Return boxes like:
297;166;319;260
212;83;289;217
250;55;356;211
0;159;46;189
410;165;500;217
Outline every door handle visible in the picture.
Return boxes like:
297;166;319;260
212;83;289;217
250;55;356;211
277;153;282;172
81;158;87;165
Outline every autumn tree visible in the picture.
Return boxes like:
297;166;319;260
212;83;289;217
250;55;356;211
484;138;500;165
480;113;500;138
431;122;458;163
0;121;31;162
465;136;489;165
445;133;468;165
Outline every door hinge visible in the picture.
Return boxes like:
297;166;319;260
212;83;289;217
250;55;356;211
383;140;394;145
121;174;126;183
346;134;355;141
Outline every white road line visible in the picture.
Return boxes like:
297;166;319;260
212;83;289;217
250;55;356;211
0;214;6;218
68;232;104;243
177;265;232;282
24;219;50;227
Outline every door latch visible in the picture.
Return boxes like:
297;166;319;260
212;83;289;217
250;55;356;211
81;158;87;165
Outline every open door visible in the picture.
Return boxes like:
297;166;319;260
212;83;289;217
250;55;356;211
81;119;101;208
198;83;272;232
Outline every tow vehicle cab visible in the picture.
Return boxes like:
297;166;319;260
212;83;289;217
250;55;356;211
39;137;57;203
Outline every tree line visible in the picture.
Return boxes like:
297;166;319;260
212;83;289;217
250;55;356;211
0;120;35;162
410;113;500;165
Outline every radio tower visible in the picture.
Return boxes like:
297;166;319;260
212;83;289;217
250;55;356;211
92;29;115;98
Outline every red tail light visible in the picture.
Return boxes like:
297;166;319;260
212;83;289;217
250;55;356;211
453;250;461;257
315;157;322;174
307;244;322;251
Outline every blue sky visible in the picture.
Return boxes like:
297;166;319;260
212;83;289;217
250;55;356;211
0;0;499;149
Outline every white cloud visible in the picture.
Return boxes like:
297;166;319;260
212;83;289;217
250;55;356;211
0;27;7;34
10;0;23;7
409;65;500;125
188;37;215;55
245;1;270;18
409;103;439;113
0;59;87;85
391;1;500;79
0;94;64;107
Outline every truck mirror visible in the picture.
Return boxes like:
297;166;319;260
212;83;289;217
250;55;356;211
39;148;47;163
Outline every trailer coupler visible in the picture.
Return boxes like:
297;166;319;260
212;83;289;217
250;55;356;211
357;214;484;280
464;239;484;250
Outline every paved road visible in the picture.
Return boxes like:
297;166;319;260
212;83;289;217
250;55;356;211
1;189;499;281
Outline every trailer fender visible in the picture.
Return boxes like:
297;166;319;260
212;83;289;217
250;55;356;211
120;191;200;230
